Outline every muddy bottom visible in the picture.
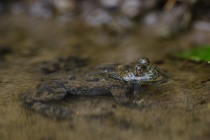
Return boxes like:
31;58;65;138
0;15;210;140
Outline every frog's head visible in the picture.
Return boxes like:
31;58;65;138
122;57;161;84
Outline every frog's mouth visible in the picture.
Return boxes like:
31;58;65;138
122;70;168;85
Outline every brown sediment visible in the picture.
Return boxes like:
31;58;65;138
0;15;210;140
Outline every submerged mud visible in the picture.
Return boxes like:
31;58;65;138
0;15;210;140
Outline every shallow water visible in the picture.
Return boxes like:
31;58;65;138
0;15;210;140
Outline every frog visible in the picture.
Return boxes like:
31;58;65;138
21;57;167;119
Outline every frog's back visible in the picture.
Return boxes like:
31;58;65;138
60;70;122;95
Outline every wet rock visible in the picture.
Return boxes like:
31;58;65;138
120;0;157;18
28;0;54;19
142;3;191;37
193;21;210;32
82;8;112;27
9;2;25;15
1;0;209;37
120;0;141;18
53;0;75;15
28;0;75;19
100;0;120;10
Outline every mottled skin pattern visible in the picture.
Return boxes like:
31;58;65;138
22;57;167;119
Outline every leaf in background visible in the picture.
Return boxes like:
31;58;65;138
178;46;210;62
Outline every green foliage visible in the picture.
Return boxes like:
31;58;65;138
178;46;210;62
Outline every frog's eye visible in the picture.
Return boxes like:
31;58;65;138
134;65;146;76
136;65;145;72
139;57;150;64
